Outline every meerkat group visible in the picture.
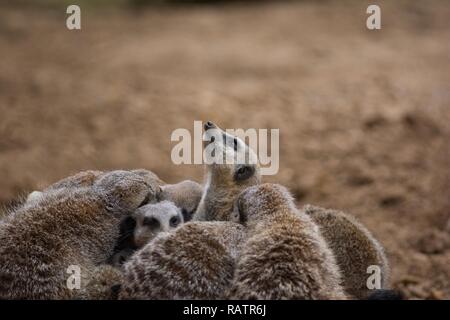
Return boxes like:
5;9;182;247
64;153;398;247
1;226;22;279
0;121;395;300
0;170;159;299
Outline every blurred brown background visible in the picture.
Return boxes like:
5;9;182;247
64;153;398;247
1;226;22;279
0;0;449;298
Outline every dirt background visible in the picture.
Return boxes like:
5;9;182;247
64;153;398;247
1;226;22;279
0;0;449;299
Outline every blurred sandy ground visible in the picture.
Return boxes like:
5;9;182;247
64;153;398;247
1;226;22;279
0;0;449;298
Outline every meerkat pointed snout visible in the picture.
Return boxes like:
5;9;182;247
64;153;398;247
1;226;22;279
228;183;347;300
110;179;202;267
132;201;184;248
204;121;217;131
194;121;261;222
119;221;246;300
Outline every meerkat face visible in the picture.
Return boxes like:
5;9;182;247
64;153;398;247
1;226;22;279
157;180;203;222
195;121;262;221
233;183;295;224
203;121;260;187
132;201;184;248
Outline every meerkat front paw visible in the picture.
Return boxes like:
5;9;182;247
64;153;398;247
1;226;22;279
94;170;161;213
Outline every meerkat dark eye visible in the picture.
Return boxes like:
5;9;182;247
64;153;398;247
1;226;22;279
143;217;159;229
169;216;180;228
234;165;255;181
233;137;238;151
210;136;215;143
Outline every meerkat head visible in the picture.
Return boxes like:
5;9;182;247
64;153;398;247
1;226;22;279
232;183;295;225
132;201;184;248
157;180;203;222
194;121;261;221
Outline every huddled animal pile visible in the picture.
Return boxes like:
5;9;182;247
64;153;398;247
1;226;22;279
0;122;395;300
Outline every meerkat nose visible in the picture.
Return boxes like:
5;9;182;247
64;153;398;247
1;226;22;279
204;121;216;131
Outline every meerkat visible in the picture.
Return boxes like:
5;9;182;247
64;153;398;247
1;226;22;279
0;169;161;299
117;121;259;299
228;183;347;300
157;180;203;222
111;201;184;266
302;204;390;299
194;121;261;222
119;221;246;300
111;180;203;266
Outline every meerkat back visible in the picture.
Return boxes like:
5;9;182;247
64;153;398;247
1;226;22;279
303;204;390;299
0;170;159;299
229;184;347;300
119;221;246;300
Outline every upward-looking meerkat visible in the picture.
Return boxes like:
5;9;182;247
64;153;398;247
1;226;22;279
117;121;258;299
303;205;390;299
0;169;161;299
228;183;347;300
194;121;261;221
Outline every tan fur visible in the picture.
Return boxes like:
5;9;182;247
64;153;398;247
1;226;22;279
110;180;203;267
118;121;260;299
119;221;246;299
194;122;261;221
228;184;347;300
158;180;203;221
81;265;124;300
303;204;390;299
0;169;161;299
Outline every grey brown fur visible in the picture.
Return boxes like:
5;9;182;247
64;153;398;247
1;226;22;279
194;122;261;222
119;221;246;299
110;180;203;267
303;204;390;299
0;169;161;299
158;180;203;222
118;121;260;299
228;184;347;300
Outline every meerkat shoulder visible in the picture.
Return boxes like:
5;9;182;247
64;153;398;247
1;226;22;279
228;184;347;300
0;170;159;299
119;221;246;300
